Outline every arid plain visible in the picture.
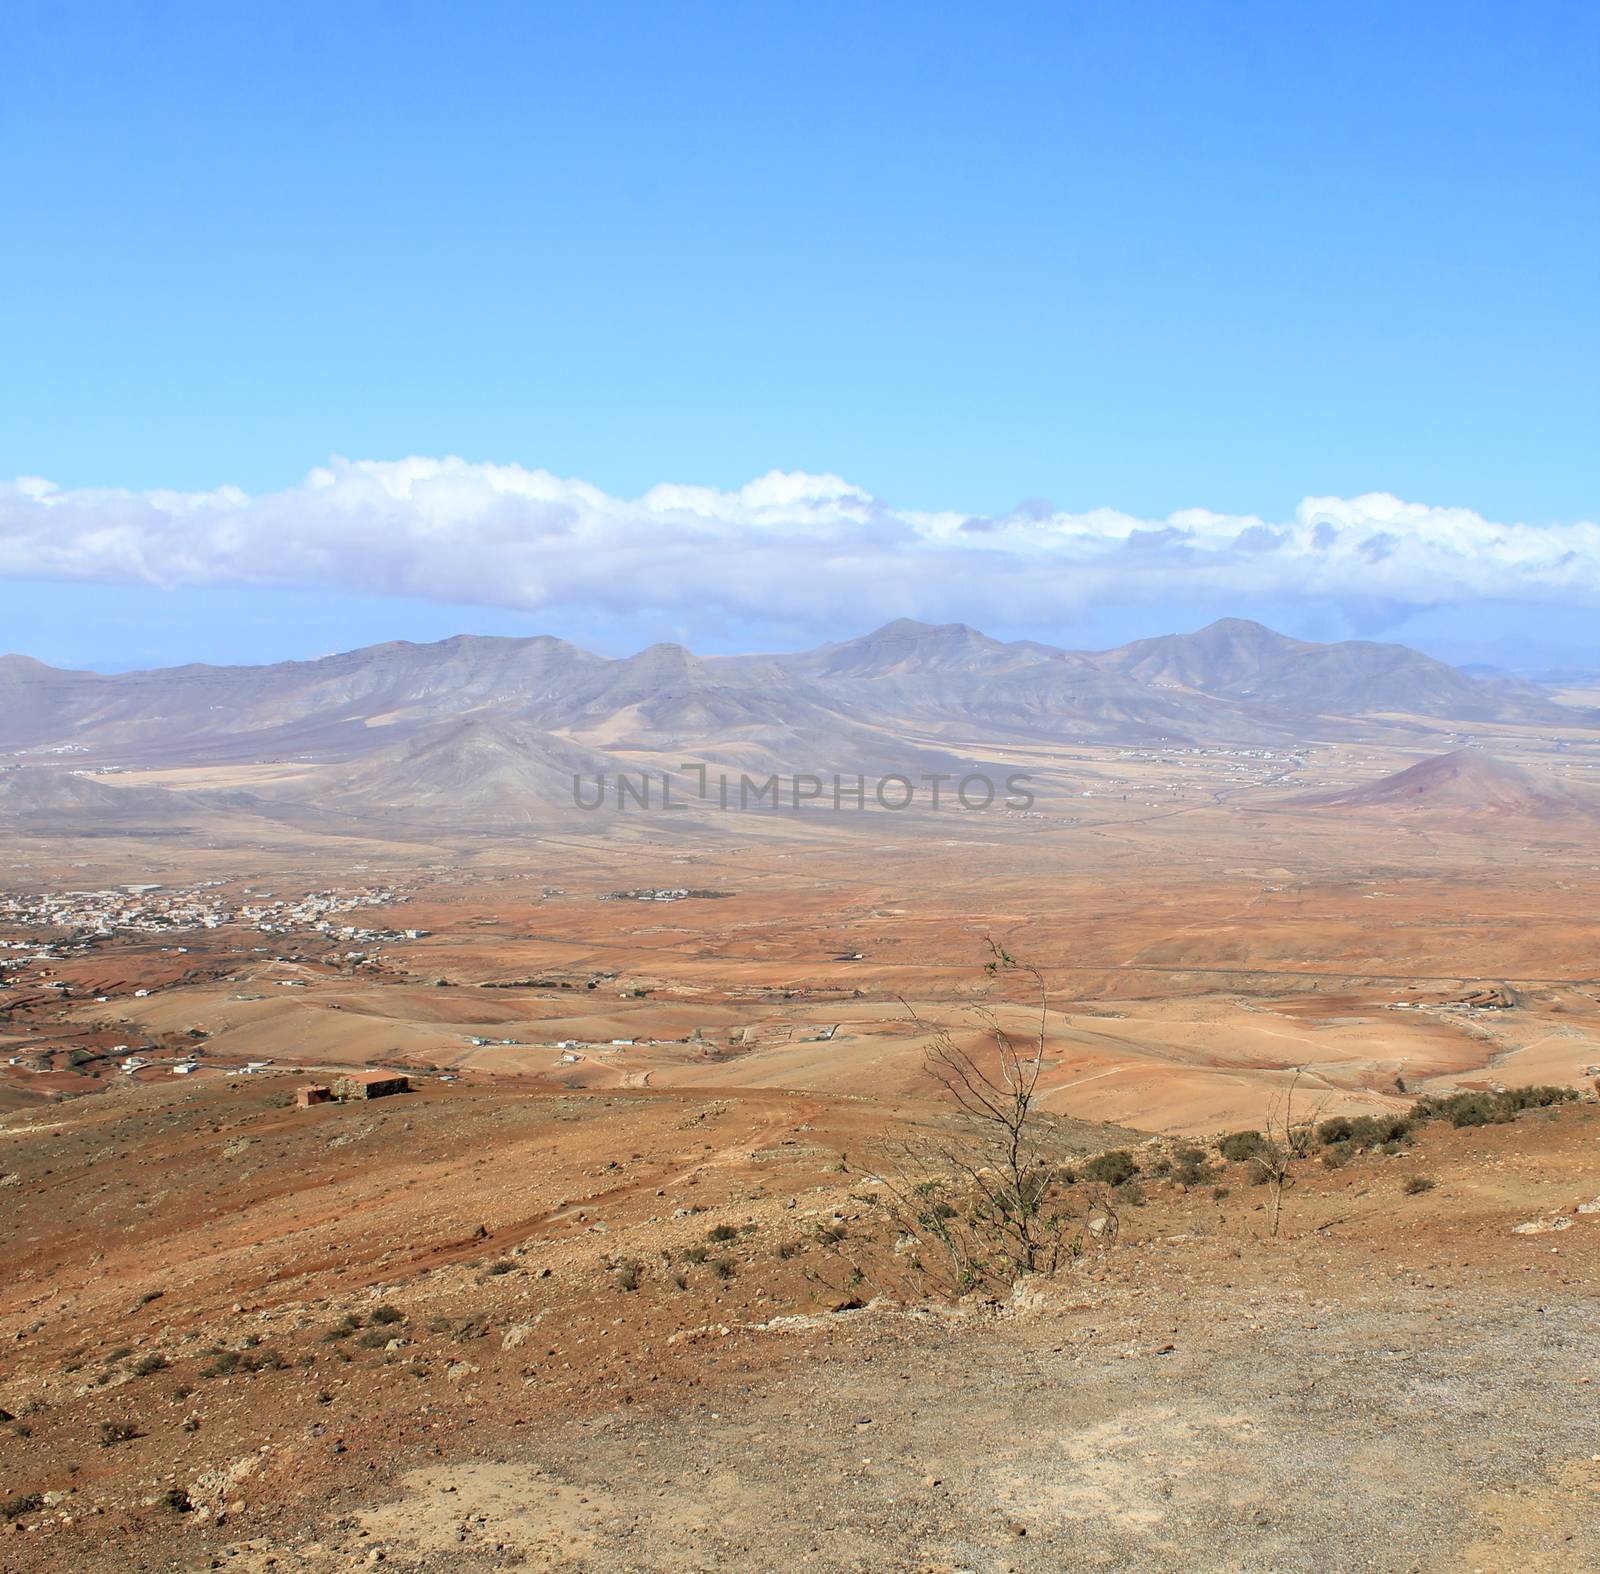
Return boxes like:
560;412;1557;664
10;727;1600;1131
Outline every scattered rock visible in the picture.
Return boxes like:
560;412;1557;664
1511;1216;1572;1235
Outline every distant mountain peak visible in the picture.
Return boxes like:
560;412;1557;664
1191;616;1304;643
0;652;75;673
1298;747;1595;819
1094;618;1556;723
622;642;703;675
798;618;1028;678
866;617;987;640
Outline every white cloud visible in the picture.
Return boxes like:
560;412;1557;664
3;458;1597;631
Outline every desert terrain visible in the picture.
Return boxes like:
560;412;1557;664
3;620;1600;1569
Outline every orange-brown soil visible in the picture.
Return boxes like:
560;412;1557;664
4;746;1600;1570
1;1077;1597;1571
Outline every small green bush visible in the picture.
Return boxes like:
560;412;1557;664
1450;1093;1512;1128
1218;1131;1264;1163
1411;1085;1575;1128
1082;1149;1139;1185
207;1346;287;1374
1351;1114;1413;1146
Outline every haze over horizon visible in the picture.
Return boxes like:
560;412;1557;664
2;464;1599;676
4;2;1597;672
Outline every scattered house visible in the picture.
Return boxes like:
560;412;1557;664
332;1070;410;1101
1458;984;1518;1011
172;1062;198;1075
610;1038;635;1047
242;1060;271;1075
296;1083;333;1107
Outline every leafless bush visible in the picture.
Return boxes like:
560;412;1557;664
1247;1071;1327;1237
872;941;1116;1296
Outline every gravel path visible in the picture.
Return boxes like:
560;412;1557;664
347;1280;1600;1573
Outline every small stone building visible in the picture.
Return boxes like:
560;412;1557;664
331;1070;410;1101
296;1084;333;1108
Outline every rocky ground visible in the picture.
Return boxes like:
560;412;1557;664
2;1075;1598;1572
349;1277;1598;1574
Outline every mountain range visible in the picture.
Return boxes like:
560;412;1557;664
0;618;1591;831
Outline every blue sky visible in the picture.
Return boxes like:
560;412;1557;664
3;1;1597;671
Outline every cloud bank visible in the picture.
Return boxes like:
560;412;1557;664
3;459;1596;634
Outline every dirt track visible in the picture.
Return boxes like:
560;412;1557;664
352;1279;1599;1573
